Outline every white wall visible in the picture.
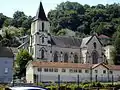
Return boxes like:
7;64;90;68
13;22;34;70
92;65;108;81
26;64;120;83
26;64;34;83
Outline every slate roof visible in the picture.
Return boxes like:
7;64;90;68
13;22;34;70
98;34;110;39
30;61;93;69
18;40;29;49
33;2;48;21
51;36;82;48
81;36;92;48
0;47;14;58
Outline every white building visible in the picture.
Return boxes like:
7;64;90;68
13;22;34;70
26;61;120;83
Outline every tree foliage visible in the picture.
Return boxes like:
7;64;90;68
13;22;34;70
48;2;120;38
16;49;33;77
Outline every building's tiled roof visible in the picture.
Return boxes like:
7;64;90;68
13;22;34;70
31;61;93;69
0;47;14;58
51;36;82;48
98;34;110;39
33;2;48;21
29;61;120;70
108;65;120;70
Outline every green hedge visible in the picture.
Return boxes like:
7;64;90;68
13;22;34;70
37;82;119;90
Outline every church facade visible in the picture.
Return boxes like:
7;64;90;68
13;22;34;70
29;2;106;64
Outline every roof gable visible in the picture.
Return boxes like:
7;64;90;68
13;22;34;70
92;63;109;69
86;34;103;46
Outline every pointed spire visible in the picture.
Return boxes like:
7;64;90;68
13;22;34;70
34;1;48;21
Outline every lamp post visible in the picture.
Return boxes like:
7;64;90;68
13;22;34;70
101;74;103;82
112;73;114;86
40;68;41;83
90;66;92;83
58;74;60;90
89;55;92;83
95;75;98;82
77;74;79;88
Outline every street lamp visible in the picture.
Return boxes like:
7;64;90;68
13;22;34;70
77;74;79;88
101;74;103;82
112;73;114;86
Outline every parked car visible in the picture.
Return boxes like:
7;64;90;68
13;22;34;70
8;86;47;90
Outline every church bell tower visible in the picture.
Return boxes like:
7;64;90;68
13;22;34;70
29;2;51;60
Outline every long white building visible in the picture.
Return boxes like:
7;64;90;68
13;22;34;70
26;61;120;83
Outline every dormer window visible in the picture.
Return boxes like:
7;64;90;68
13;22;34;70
42;22;44;31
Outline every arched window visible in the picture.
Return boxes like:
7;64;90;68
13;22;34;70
42;22;44;31
93;42;97;49
64;53;68;62
74;54;78;63
41;49;44;59
42;37;44;43
92;50;99;64
54;51;58;62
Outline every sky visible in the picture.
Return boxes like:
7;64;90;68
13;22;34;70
0;0;120;18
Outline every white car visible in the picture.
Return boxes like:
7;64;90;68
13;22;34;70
9;86;47;90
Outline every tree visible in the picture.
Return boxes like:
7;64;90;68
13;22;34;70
22;16;32;30
3;18;12;27
16;49;33;77
111;30;120;65
0;13;8;28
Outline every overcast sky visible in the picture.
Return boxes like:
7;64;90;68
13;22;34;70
0;0;120;17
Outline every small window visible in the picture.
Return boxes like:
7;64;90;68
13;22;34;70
79;70;82;73
69;69;73;73
54;68;58;72
42;22;44;31
74;69;77;73
62;69;66;72
109;71;113;74
37;68;42;72
103;70;106;74
42;37;44;43
85;70;89;73
49;68;53;72
95;70;98;73
50;51;52;53
5;68;8;73
44;68;48;72
93;42;97;49
41;49;44;59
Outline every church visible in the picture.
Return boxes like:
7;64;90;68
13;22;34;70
28;2;110;64
25;2;120;83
